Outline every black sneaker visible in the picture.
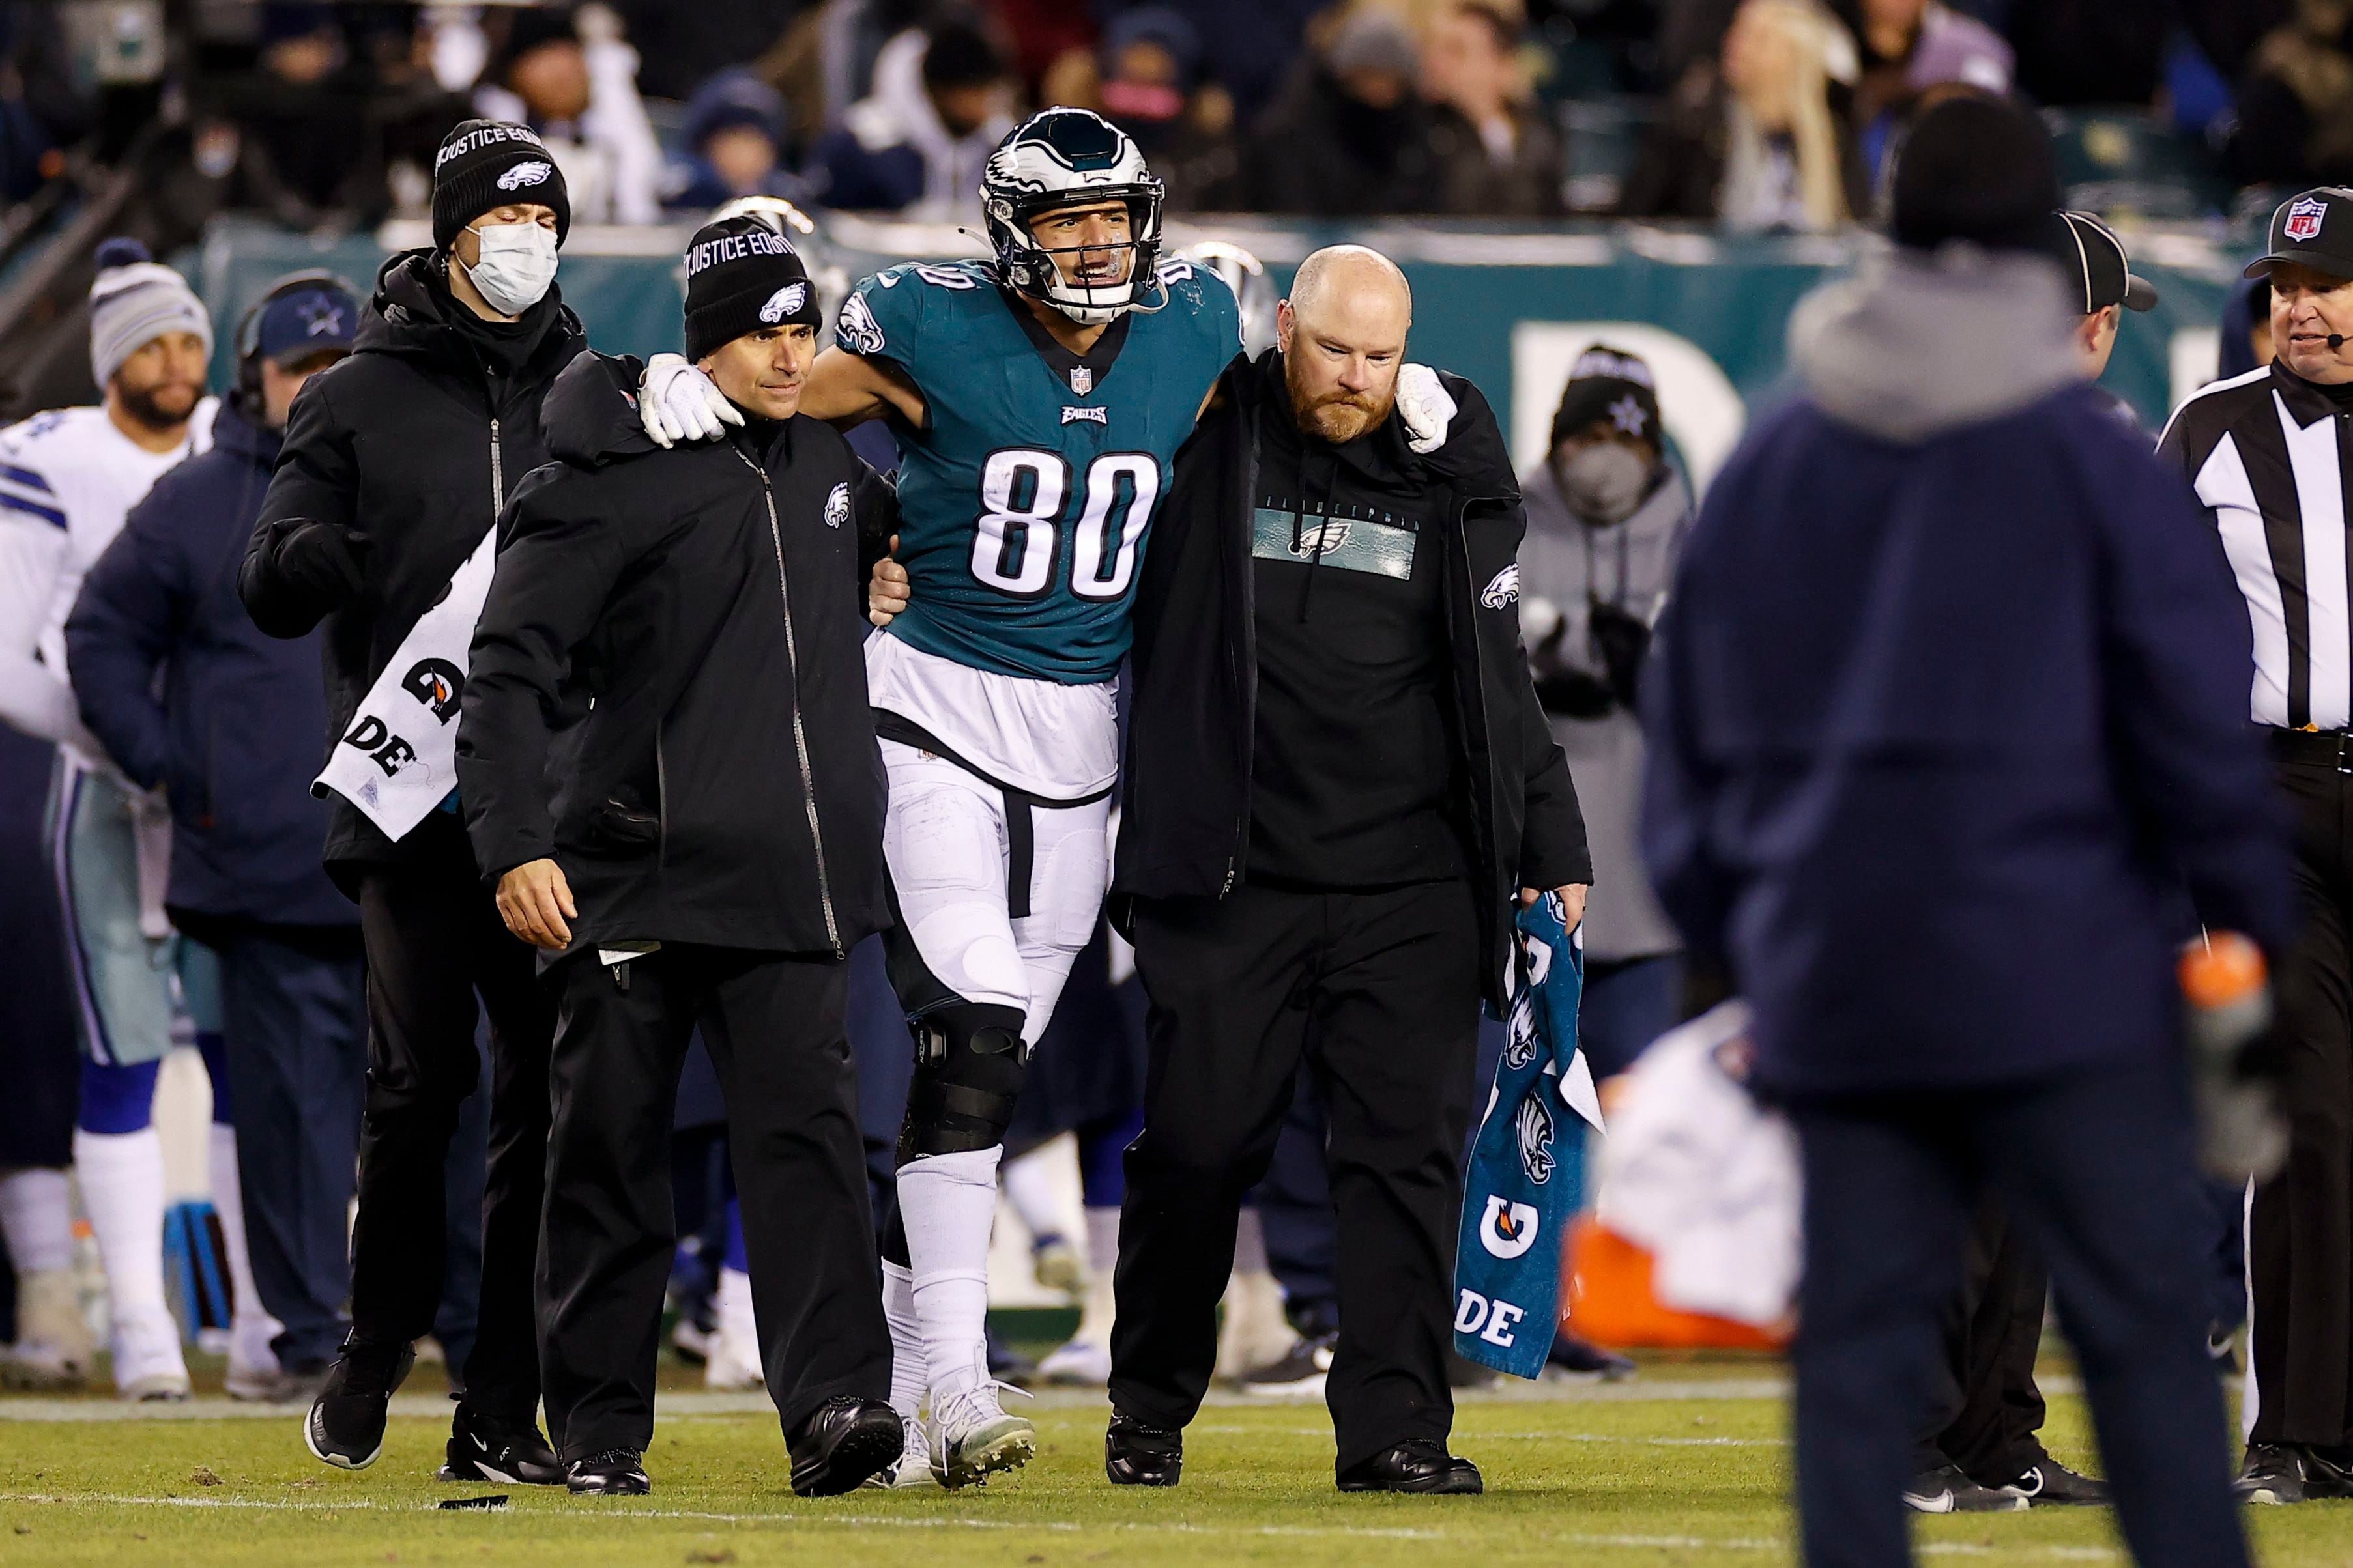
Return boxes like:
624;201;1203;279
1336;1439;1482;1495
2235;1442;2353;1505
1104;1410;1183;1487
1240;1333;1336;1397
787;1395;904;1497
302;1339;416;1470
440;1403;566;1485
566;1447;650;1496
1993;1459;2109;1507
1546;1332;1638;1382
1903;1463;2028;1513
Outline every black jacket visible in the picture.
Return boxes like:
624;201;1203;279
66;397;351;931
455;352;895;960
240;249;589;889
1114;351;1591;1006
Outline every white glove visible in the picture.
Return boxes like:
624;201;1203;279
1396;363;1456;455
639;353;743;448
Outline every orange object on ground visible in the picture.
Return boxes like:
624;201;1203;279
1564;1214;1790;1351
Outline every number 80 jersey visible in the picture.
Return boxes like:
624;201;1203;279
839;257;1241;685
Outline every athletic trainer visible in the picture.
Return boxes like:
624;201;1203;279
1104;245;1592;1494
457;214;902;1498
242;119;580;1480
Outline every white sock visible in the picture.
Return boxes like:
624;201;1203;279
73;1128;171;1326
206;1123;277;1355
898;1145;1002;1398
1232;1205;1271;1275
1083;1205;1119;1278
0;1167;75;1274
881;1259;925;1419
1000;1145;1064;1243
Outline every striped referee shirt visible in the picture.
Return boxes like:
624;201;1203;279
2160;362;2353;731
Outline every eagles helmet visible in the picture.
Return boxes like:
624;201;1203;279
711;194;852;335
1182;240;1277;357
983;107;1166;325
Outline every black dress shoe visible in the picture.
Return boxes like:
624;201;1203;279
1104;1410;1183;1487
566;1447;650;1496
1336;1439;1482;1494
788;1395;904;1497
1991;1459;2109;1507
441;1403;566;1485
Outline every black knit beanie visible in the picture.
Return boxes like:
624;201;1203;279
432;119;572;252
683;216;822;362
1551;344;1661;450
1889;96;2058;254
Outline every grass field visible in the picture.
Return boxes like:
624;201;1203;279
1;1354;2345;1566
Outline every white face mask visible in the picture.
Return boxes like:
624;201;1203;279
459;221;559;317
1556;442;1651;526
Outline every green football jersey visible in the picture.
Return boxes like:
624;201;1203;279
837;256;1240;683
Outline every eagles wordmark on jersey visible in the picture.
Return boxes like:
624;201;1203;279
839;253;1241;684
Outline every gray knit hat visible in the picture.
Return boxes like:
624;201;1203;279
88;238;212;388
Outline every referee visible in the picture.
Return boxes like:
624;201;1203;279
2160;184;2353;1505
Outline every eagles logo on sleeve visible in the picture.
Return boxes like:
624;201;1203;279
822;481;850;530
837;292;886;356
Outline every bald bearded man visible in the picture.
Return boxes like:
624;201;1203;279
1101;247;1592;1493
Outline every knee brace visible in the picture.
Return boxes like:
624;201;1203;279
896;1003;1031;1163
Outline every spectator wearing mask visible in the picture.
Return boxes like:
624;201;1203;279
1842;0;2012;180
807;15;1016;218
473;3;663;227
1087;8;1241;212
663;69;812;215
1420;2;1565;218
1518;347;1688;1078
1241;7;1440;216
65;273;368;1399
1619;0;1868;233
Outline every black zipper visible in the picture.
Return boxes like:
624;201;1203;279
732;444;843;954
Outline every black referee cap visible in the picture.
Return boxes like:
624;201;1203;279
2049;212;2158;314
2245;187;2353;283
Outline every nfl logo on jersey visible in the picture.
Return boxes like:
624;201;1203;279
1069;367;1093;395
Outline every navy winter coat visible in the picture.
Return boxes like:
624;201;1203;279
1642;252;2294;1096
66;397;351;928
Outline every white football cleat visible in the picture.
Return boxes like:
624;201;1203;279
929;1371;1035;1489
111;1306;190;1401
863;1407;940;1489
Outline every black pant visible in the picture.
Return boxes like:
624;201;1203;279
541;943;889;1461
1111;879;1481;1473
1789;1062;2244;1568
2251;755;2353;1449
1917;1199;2049;1485
349;814;552;1421
211;929;368;1368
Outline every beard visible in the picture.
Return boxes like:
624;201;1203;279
115;378;201;433
1286;354;1394;444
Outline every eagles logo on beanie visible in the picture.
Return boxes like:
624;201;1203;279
682;215;822;362
431;119;571;251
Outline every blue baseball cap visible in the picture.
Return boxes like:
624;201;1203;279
252;278;359;367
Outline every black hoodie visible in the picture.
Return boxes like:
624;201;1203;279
455;352;898;960
241;248;588;885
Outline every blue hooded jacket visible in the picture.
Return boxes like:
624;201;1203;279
1641;251;2293;1095
66;396;351;929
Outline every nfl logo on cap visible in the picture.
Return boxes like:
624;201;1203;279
2288;196;2328;242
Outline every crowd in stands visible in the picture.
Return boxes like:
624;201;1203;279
0;0;2333;233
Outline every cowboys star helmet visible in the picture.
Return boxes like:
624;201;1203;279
1181;240;1277;357
982;107;1165;325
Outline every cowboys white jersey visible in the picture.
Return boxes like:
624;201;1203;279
0;399;217;769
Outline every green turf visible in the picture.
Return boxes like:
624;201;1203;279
2;1376;2346;1566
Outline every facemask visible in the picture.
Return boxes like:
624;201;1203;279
1556;442;1651;526
459;222;560;317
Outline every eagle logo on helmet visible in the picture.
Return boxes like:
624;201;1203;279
497;160;553;191
981;108;1168;327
